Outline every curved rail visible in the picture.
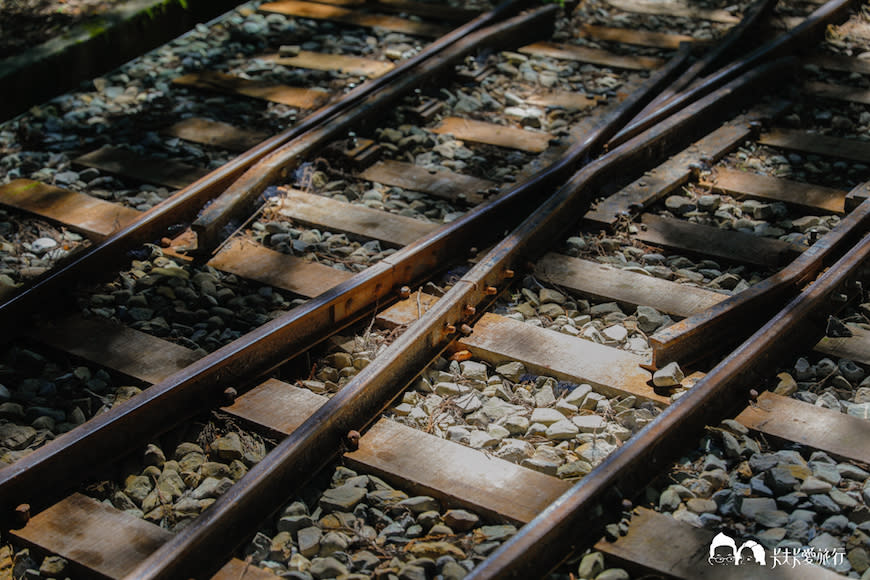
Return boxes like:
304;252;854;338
126;57;793;580
650;191;870;369
608;0;857;147
0;7;691;522
0;0;534;331
468;210;870;580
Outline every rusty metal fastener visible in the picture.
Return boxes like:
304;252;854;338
504;269;515;279
485;286;498;295
464;305;476;317
443;323;456;334
346;430;360;451
15;503;30;527
460;324;473;335
223;388;238;405
399;286;411;299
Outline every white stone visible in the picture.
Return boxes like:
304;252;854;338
468;430;498;449
653;362;684;387
495;439;534;462
530;408;566;426
602;325;628;343
564;384;593;406
31;237;59;254
573;414;607;433
460;360;488;382
455;393;482;414
546;419;579;440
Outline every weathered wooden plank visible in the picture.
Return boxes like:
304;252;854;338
173;71;329;109
703;168;846;214
358;160;495;204
346;418;571;524
431;117;551;153
368;0;479;22
211;560;278;580
805;53;870;75
223;379;570;524
814;323;870;365
459;313;666;405
577;24;694;49
759;128;870;164
162;117;268;152
208;239;352;298
597;507;843;580
259;51;394;78
535;253;725;318
586;122;753;224
74;146;209;190
29;315;201;384
376;291;439;328
604;0;740;23
0;179;139;239
258;0;449;37
846;182;870;211
11;493;170;580
519;41;664;71
303;0;478;20
804;81;870;106
223;379;327;438
526;91;599;111
635;214;803;268
736;392;870;464
276;188;438;246
11;493;271;580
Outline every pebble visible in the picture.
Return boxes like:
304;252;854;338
653;362;684;388
245;467;516;579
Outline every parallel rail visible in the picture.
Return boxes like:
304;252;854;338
1;0;869;578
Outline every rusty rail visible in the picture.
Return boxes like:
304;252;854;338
467;217;870;580
190;5;558;251
628;0;776;127
0;0;533;332
608;0;856;147
650;186;870;369
125;58;792;580
0;10;691;523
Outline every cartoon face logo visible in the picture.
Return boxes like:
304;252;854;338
737;540;766;566
709;532;737;565
708;532;767;566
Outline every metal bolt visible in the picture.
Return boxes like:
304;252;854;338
463;305;476;317
460;324;473;335
346;430;360;451
15;504;30;527
399;286;411;299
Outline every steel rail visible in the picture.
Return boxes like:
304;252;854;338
0;14;691;523
606;0;857;148
126;59;792;580
468;216;870;580
190;5;558;251
0;0;533;331
650;183;870;369
627;0;776;127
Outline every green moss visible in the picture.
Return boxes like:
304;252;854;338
81;18;109;39
144;0;190;20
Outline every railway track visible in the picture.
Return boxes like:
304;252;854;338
0;0;869;578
